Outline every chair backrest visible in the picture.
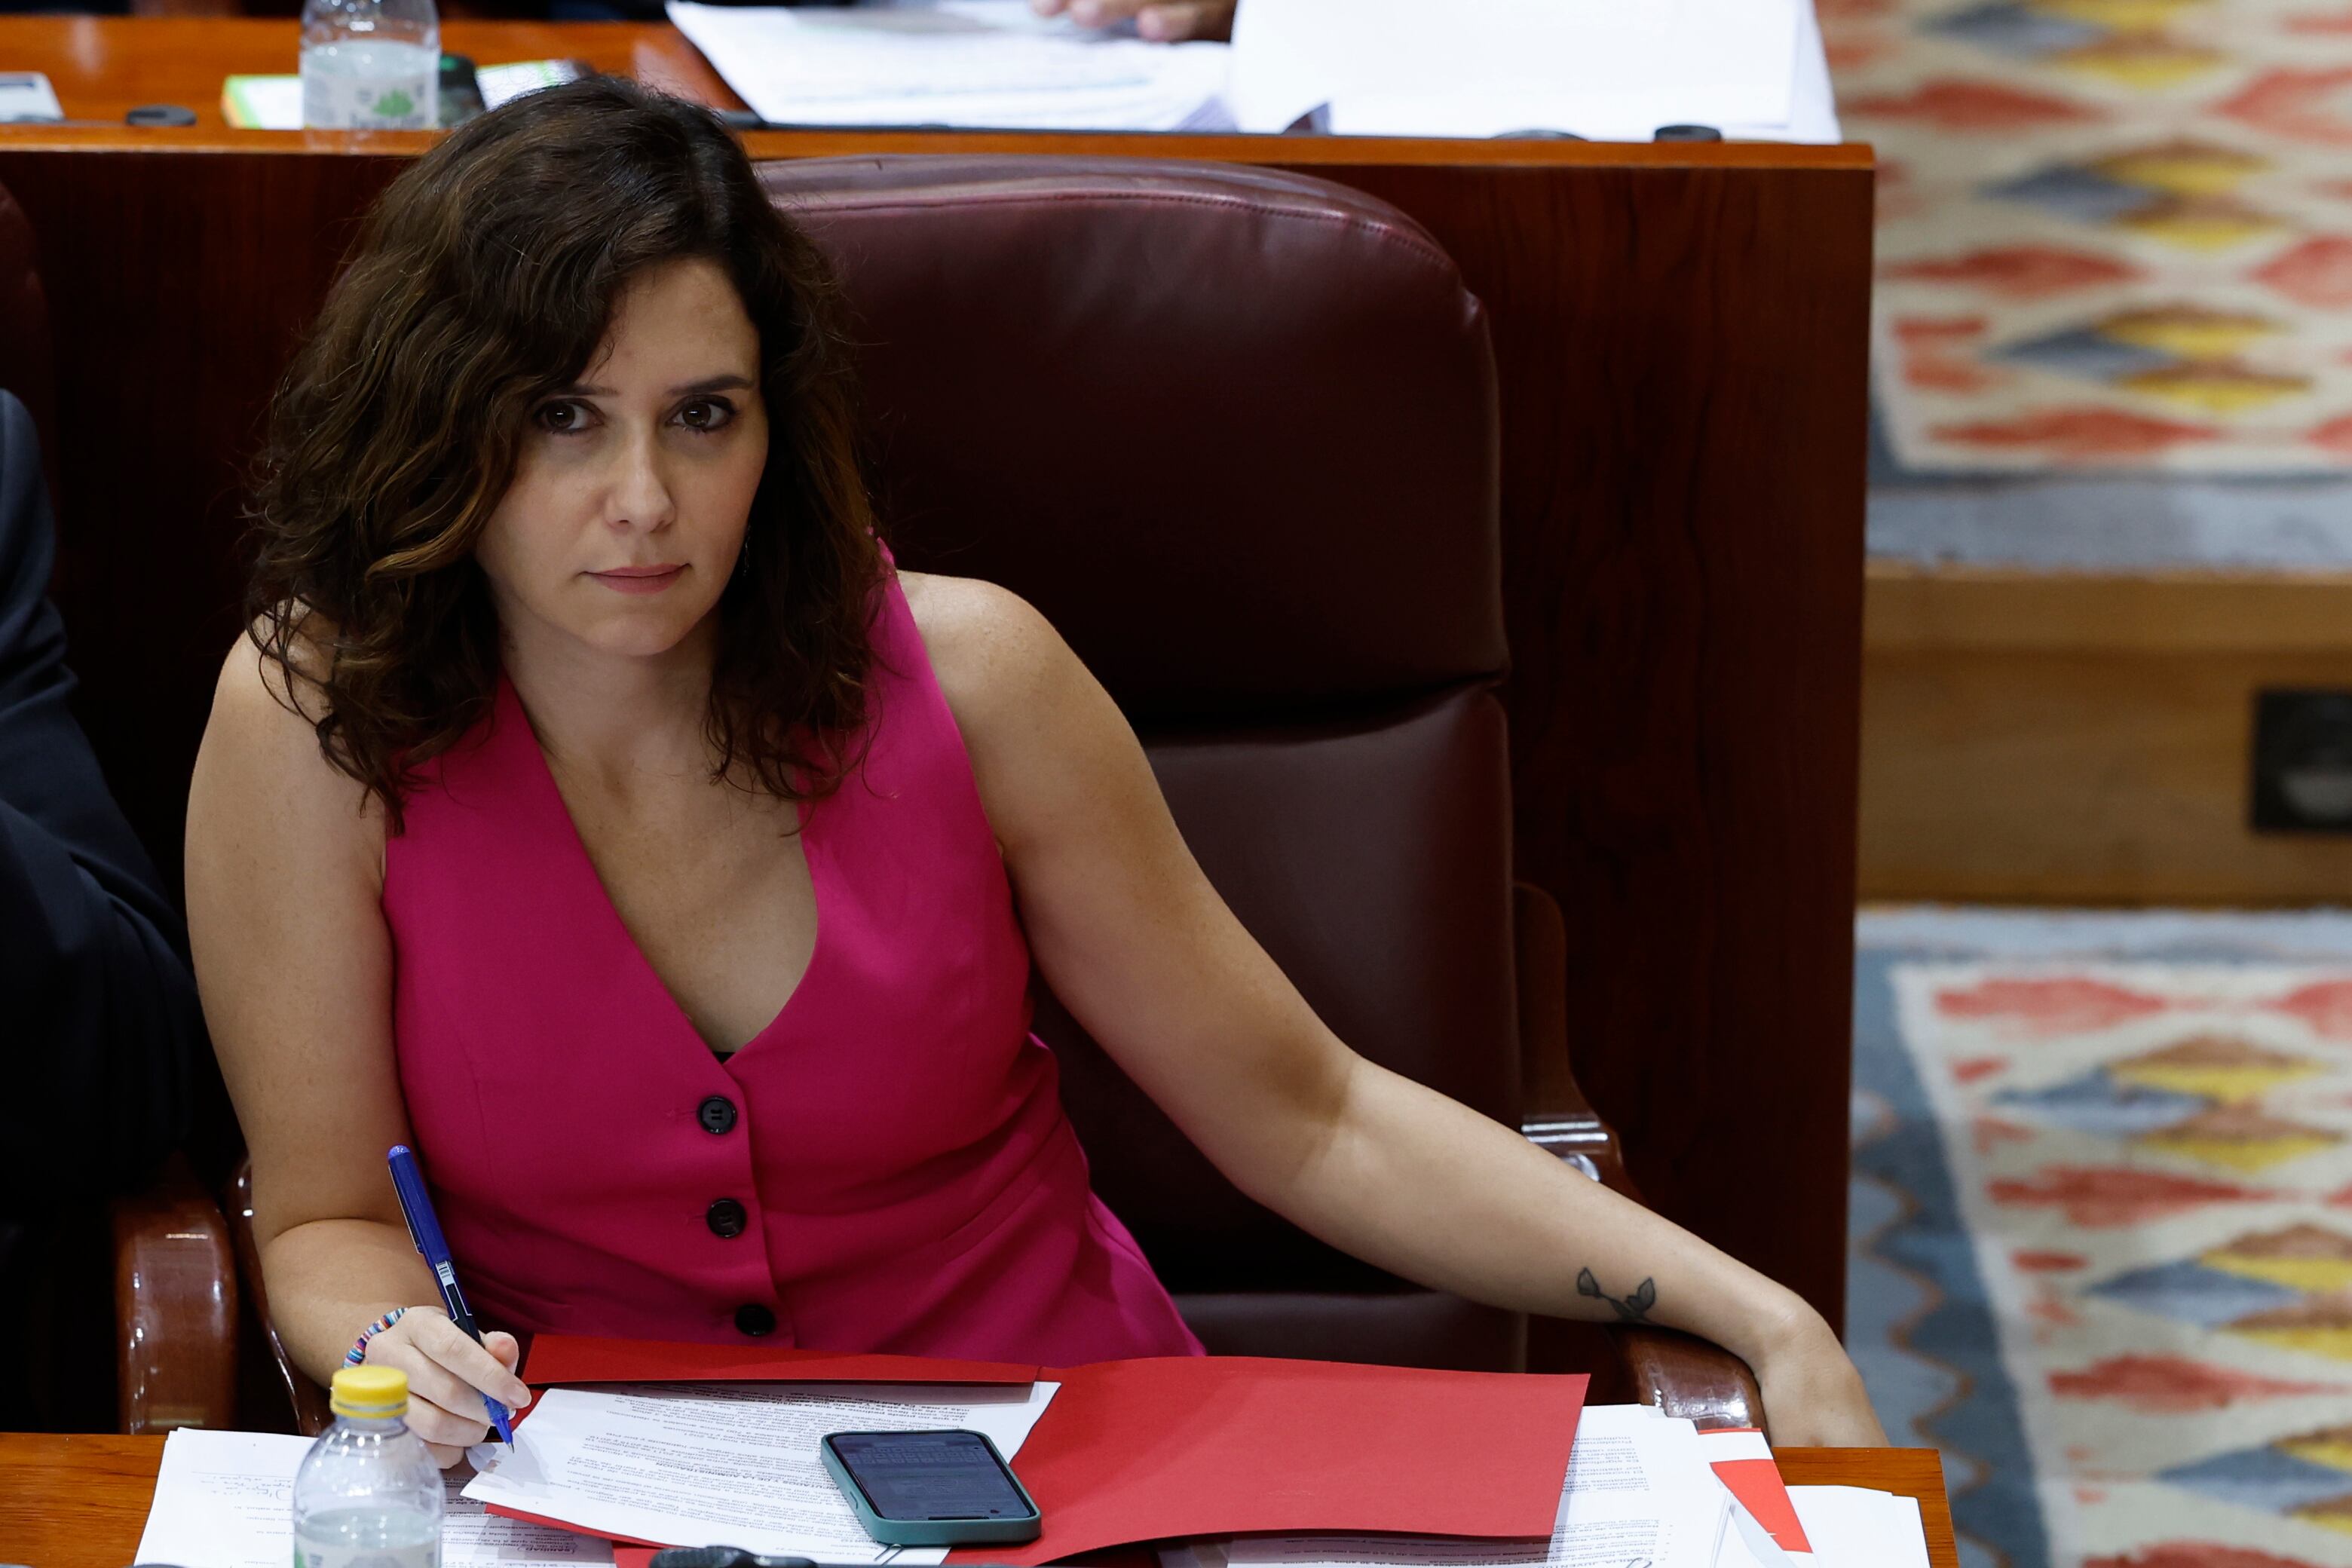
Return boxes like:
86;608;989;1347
764;158;1520;1366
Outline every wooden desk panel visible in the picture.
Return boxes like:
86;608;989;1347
0;16;740;137
0;1433;1958;1568
0;19;1871;1330
0;1434;167;1568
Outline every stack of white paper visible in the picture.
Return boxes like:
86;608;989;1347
462;1379;1060;1564
665;0;1837;144
1176;1405;1930;1568
1787;1486;1932;1568
132;1427;611;1568
1228;0;1832;142
666;0;1235;131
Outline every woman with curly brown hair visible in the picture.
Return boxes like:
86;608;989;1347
186;77;1882;1467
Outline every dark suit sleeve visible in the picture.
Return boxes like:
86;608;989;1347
0;390;205;1209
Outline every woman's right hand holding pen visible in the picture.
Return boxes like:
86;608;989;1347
360;1306;533;1467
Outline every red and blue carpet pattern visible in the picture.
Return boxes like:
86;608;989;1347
1829;0;2352;471
1854;910;2352;1568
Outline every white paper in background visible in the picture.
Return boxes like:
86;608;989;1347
476;60;589;112
666;0;1231;131
1786;1487;1930;1568
230;75;304;132
1219;1406;1729;1568
133;1427;611;1568
463;1380;1058;1563
1229;0;1810;142
1732;0;1838;144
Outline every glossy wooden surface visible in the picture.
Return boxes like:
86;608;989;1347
0;17;735;143
0;18;1870;1331
0;1433;1957;1568
108;1156;237;1435
1862;563;2352;902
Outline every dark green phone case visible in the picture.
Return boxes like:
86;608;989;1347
819;1429;1043;1547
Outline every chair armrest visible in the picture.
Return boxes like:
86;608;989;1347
1609;1325;1769;1429
1514;881;1764;1431
228;1157;334;1435
110;1152;237;1432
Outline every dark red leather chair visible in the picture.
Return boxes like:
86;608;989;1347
113;157;1758;1432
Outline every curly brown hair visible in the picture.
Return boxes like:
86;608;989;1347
248;76;882;831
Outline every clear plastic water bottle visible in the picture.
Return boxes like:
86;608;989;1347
292;1365;446;1568
300;0;439;131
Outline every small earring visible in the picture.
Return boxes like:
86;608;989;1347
735;537;751;583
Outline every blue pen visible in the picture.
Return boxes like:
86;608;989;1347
387;1144;517;1444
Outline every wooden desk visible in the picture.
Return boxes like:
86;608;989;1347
0;19;1873;1331
0;1432;1958;1568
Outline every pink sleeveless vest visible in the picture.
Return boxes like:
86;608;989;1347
381;562;1203;1364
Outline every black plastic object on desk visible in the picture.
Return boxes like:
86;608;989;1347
439;55;485;127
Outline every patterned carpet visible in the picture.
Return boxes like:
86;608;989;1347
1853;909;2352;1568
1830;0;2352;473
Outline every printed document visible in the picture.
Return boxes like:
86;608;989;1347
133;1426;610;1568
1217;1405;1731;1568
464;1380;1058;1562
666;0;1232;131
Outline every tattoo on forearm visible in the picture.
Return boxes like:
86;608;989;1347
1577;1267;1658;1323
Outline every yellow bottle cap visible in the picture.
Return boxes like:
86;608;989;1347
330;1364;410;1419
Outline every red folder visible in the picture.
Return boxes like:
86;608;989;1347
505;1336;1587;1566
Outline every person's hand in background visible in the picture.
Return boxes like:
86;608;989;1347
1032;0;1237;42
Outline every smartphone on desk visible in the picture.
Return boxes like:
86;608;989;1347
821;1429;1043;1547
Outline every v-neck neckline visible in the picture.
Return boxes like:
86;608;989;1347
495;672;827;1073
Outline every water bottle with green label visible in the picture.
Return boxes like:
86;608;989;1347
291;1364;445;1568
300;0;439;130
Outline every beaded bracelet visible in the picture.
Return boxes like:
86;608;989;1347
344;1306;409;1367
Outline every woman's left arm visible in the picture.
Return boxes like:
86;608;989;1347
914;576;1884;1445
